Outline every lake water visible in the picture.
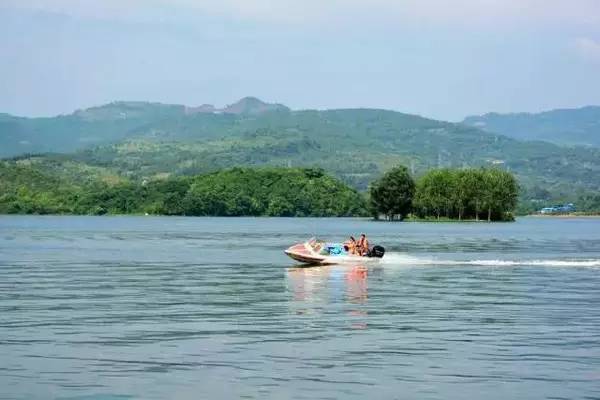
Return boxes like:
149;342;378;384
1;216;599;400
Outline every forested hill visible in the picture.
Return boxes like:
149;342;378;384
0;97;289;157
463;106;600;147
2;98;600;204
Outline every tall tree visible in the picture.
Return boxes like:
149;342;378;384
459;169;485;221
413;169;454;219
481;169;519;222
369;165;415;220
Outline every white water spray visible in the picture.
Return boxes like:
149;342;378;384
380;252;600;267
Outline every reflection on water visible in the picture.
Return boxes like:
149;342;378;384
287;265;368;302
286;265;373;329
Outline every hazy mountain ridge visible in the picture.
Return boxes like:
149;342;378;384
221;97;290;115
184;97;290;116
463;106;600;147
0;97;290;156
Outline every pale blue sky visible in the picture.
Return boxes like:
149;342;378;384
1;0;600;121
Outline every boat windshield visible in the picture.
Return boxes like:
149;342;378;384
307;238;324;253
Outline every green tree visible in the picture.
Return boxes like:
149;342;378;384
266;196;295;216
369;165;415;220
413;167;518;221
451;170;467;221
461;169;485;221
481;169;519;221
413;169;454;219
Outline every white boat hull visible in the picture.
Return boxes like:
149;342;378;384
284;240;383;265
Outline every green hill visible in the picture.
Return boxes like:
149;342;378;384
0;98;289;157
0;102;185;157
2;99;600;210
463;106;600;147
69;108;600;196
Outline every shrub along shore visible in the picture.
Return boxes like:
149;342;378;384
1;162;518;221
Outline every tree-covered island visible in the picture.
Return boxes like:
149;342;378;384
1;161;519;221
369;166;518;221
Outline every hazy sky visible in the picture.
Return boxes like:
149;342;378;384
1;0;600;121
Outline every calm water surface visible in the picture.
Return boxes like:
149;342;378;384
1;216;599;400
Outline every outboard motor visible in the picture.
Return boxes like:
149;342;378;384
369;245;385;258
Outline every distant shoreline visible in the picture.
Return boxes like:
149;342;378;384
526;214;600;218
1;213;598;220
0;213;512;222
401;217;512;223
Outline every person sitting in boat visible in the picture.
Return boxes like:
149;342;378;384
343;236;358;255
357;234;370;256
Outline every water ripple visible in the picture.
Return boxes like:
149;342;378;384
1;216;600;400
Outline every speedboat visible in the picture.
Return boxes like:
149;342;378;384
284;237;385;265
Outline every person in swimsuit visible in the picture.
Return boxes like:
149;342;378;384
357;234;370;256
344;236;358;255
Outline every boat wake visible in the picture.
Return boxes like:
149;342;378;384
381;253;600;267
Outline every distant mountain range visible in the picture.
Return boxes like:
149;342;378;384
1;98;600;205
463;106;600;147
